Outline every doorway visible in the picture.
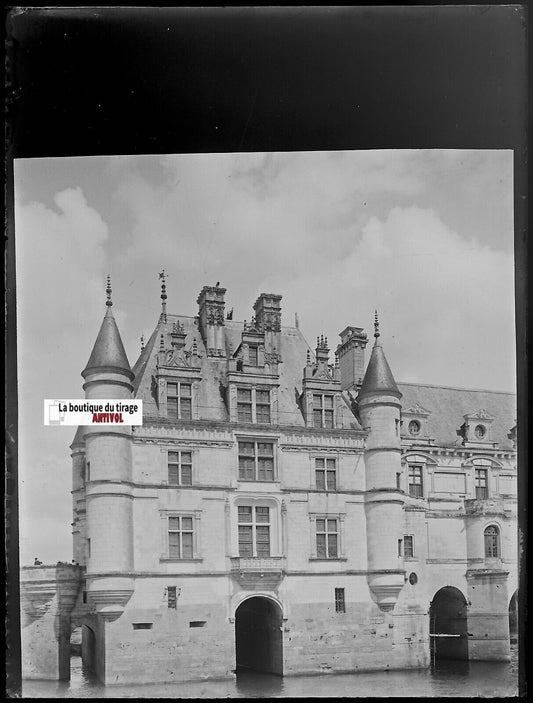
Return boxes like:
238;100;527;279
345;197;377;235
429;586;468;661
508;591;518;644
235;597;283;675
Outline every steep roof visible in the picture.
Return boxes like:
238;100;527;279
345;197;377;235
70;425;85;449
82;307;133;379
398;382;516;450
132;314;361;430
359;338;401;399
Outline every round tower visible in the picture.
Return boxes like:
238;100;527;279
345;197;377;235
81;277;135;619
358;313;405;610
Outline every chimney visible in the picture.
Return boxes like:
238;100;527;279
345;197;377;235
336;326;368;392
253;293;282;362
197;284;226;357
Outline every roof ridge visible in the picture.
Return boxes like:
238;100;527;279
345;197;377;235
397;381;516;395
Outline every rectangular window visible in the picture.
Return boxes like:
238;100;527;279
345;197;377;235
87;539;91;558
316;518;338;558
335;587;346;613
256;389;271;424
396;472;401;490
86;461;90;482
248;346;258;366
237;388;253;423
168;516;194;558
238;505;270;557
168;450;193;486
398;538;403;557
313;394;334;429
237;388;271;424
408;465;423;498
238;440;275;481
167;586;177;609
132;623;153;630
475;468;488;499
404;535;414;558
167;382;192;420
315;457;337;491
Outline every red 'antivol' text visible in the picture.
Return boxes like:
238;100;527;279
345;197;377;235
92;413;124;423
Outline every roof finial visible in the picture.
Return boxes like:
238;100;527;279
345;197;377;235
159;269;167;322
374;310;380;339
106;275;113;307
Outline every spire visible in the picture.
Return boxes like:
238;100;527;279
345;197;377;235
159;269;167;323
358;313;401;399
82;277;133;379
106;274;112;307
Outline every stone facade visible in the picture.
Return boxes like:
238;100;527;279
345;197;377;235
20;283;518;683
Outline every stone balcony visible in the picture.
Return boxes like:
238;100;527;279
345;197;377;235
230;556;286;590
464;496;505;516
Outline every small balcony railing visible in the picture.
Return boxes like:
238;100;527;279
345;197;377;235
229;556;286;589
464;496;505;515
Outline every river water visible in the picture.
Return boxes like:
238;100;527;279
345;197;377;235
23;646;519;699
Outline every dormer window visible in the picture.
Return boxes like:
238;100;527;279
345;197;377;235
313;394;334;429
248;345;258;366
236;387;271;424
408;420;420;436
167;382;192;420
474;424;486;439
237;389;253;422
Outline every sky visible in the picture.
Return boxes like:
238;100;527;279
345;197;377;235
13;149;516;565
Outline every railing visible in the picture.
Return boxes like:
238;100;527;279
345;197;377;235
464;496;505;515
230;556;285;572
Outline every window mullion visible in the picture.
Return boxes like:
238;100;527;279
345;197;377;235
251;388;257;424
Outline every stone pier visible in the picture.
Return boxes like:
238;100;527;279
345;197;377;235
20;564;84;680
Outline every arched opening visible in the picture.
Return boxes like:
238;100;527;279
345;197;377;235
68;626;83;683
235;596;283;675
429;586;468;662
484;525;500;558
509;591;518;644
81;625;97;675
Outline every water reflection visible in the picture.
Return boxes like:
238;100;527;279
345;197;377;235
22;648;519;699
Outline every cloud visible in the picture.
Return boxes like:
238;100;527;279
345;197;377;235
337;206;516;390
15;186;111;564
13;152;516;565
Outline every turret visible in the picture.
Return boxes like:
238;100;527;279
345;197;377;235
80;276;135;619
358;312;405;610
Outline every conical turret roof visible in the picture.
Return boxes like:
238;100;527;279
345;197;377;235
358;313;401;399
82;306;133;378
82;278;133;379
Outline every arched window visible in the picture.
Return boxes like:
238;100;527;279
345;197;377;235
484;525;500;558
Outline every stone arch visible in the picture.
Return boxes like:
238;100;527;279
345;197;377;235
234;595;284;675
232;591;285;619
429;586;468;662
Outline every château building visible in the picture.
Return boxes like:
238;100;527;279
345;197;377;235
21;280;518;684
